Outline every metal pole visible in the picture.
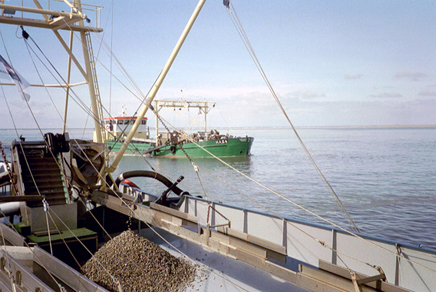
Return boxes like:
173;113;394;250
204;105;207;139
62;31;74;134
155;100;159;146
108;0;207;172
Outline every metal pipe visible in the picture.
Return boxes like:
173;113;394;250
0;4;86;19
108;0;207;172
63;31;74;134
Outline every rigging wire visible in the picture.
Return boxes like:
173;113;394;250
23;32;101;128
71;1;436;282
87;23;424;276
0;26;74;280
59;19;160;168
5;4;434;290
0;212;72;291
11;25;436;292
3;27;125;287
167;134;436;275
45;16;213;197
43;5;436;278
24;16;246;290
23;18;156;171
128;106;407;276
110;0;114;116
225;3;360;233
216;103;235;134
1;9;249;292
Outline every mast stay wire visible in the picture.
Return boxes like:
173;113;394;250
21;29;101;128
225;3;360;233
64;3;368;267
24;20;157;171
3;11;254;292
56;3;436;279
20;26;153;174
3;36;132;289
24;2;422;282
30;17;219;199
7;10;435;283
0;34;95;292
84;22;365;238
84;6;363;244
59;19;219;196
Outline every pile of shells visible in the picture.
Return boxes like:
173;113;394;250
82;230;197;292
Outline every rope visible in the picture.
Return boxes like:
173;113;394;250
21;28;101;127
172;133;436;275
78;197;113;241
45;209;82;270
19;24;157;177
3;26;124;289
42;198;53;255
225;3;360;233
25;23;245;290
58;8;436;280
1;11;250;292
47;206;122;288
5;6;435;289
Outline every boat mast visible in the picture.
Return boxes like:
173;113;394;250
107;0;207;172
62;30;74;134
155;100;159;146
0;1;103;136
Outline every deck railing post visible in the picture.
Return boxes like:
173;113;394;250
332;229;337;265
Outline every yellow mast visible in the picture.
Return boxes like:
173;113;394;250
107;0;207;172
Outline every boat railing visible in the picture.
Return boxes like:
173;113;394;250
178;195;436;291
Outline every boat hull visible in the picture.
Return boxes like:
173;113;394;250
107;136;254;157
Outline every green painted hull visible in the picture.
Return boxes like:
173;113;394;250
106;137;254;158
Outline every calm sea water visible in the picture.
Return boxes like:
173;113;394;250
1;127;435;249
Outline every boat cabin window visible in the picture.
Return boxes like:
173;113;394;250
141;120;146;125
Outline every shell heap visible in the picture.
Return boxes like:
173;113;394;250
82;230;197;292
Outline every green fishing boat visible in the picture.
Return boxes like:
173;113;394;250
102;100;254;157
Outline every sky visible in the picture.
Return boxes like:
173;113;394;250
0;0;435;129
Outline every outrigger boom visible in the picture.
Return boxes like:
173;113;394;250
107;0;207;172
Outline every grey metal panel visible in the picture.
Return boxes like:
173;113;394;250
214;204;245;232
0;223;26;246
186;197;197;216
29;203;77;233
33;247;109;292
286;221;333;267
399;247;436;292
336;232;397;280
195;199;209;226
247;211;284;246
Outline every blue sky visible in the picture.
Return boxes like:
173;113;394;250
0;0;435;129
